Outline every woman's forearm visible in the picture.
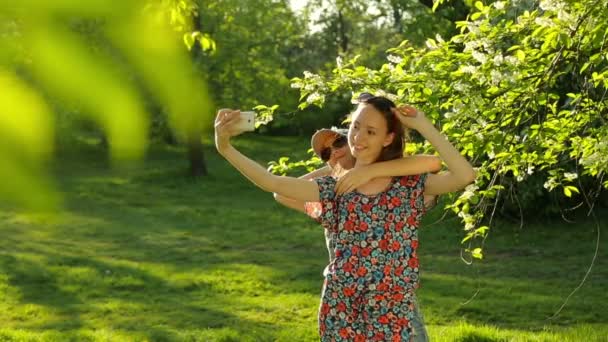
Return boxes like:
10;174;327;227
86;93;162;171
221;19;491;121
219;145;320;202
365;155;442;178
273;193;307;213
418;122;475;181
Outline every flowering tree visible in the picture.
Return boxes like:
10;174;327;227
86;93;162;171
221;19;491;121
279;0;608;258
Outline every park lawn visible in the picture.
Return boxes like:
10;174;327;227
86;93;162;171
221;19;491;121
0;135;606;342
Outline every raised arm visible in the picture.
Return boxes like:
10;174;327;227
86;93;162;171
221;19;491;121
395;106;476;195
335;154;441;194
215;109;320;202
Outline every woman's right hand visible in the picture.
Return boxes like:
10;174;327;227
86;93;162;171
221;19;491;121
214;108;243;151
335;167;373;195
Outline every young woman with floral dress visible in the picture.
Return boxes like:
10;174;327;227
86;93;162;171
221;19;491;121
214;94;475;341
274;126;440;341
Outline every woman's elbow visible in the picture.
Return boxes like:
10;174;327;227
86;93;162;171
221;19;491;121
430;157;442;173
462;167;477;185
264;175;282;194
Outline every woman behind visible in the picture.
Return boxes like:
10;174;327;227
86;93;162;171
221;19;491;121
214;94;475;341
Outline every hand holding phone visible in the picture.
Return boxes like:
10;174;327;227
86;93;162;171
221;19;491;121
233;111;256;132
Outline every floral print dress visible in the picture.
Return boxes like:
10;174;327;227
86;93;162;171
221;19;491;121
312;174;427;342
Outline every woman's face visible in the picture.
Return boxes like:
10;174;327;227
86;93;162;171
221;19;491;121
323;135;351;169
348;104;394;165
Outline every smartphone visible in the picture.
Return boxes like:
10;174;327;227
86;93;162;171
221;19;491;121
234;111;256;132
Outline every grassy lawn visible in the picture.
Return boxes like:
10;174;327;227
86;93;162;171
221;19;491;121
0;135;606;341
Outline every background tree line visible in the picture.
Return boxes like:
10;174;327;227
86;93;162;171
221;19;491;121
2;0;606;248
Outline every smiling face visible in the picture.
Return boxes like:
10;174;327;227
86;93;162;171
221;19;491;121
348;104;395;166
322;134;354;169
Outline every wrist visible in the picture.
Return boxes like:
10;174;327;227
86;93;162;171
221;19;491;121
215;137;232;153
413;118;437;136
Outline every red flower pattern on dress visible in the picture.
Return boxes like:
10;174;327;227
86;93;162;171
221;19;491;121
313;175;427;342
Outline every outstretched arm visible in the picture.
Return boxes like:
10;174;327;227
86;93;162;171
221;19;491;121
274;193;307;213
215;109;320;202
335;154;442;194
273;166;331;212
395;106;476;195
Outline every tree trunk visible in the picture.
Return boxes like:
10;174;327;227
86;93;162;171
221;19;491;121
187;136;207;177
186;6;208;177
390;0;404;34
337;9;349;53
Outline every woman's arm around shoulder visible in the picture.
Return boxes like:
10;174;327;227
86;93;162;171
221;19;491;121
335;155;442;194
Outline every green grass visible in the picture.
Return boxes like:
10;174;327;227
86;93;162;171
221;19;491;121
0;135;607;341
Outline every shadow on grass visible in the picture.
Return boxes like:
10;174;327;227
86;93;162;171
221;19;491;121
454;333;498;342
1;138;605;339
0;241;281;340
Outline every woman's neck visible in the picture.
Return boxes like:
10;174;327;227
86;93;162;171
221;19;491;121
354;158;374;168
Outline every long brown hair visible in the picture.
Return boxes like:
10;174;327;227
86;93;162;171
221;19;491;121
356;93;406;162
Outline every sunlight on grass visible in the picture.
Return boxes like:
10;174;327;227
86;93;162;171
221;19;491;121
429;322;608;341
0;136;606;341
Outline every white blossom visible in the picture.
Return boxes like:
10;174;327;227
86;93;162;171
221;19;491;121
493;54;504;66
563;172;578;181
535;17;554;27
306;92;324;104
491;70;503;85
467;23;481;35
472;51;488;64
453;82;469;92
527;165;535;175
460;184;479;201
303;83;316;91
544;178;558;190
539;0;560;12
460;65;478;74
464;40;480;52
387;54;403;64
505;56;520;66
494;1;505;10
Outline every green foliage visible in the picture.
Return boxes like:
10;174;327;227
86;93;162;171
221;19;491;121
195;0;305;110
287;0;608;255
0;0;214;210
267;154;324;176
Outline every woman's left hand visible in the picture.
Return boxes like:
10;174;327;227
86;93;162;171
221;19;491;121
335;167;373;195
392;105;429;131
